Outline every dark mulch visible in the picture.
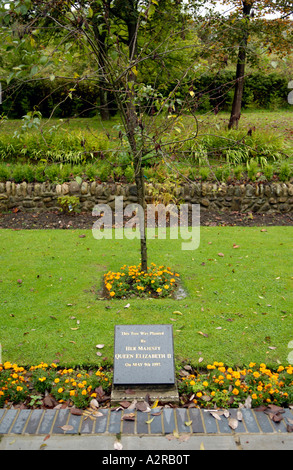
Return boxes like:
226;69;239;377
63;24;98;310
0;209;292;229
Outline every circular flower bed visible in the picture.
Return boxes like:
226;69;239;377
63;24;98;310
103;263;180;299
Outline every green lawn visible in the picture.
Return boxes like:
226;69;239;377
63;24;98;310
0;226;292;368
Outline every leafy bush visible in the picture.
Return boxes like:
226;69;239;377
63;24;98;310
199;167;210;181
57;195;80;213
278;162;292;182
263;164;274;181
0;163;10;181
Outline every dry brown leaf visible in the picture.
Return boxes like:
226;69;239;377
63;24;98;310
122;413;136;421
59;424;74;432
198;331;209;338
237;410;243;421
90;398;99;410
228;418;238;430
210;411;221;421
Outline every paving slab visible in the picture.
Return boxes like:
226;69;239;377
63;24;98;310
0;407;292;452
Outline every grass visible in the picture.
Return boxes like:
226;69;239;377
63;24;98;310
0;226;292;369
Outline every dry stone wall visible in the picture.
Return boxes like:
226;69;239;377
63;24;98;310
0;180;292;213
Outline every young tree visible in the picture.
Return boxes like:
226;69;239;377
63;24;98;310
0;0;202;271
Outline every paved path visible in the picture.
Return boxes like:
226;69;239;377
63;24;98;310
0;407;292;451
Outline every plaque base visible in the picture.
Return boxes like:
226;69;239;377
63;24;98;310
111;384;179;405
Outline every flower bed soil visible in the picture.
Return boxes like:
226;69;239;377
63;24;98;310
0;209;292;230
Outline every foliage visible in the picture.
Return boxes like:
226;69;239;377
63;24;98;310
57;195;80;213
103;263;180;299
0;361;112;409
1;360;292;409
178;362;293;409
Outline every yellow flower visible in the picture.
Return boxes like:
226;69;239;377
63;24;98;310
81;389;87;395
54;378;60;384
202;381;208;387
69;390;75;396
163;285;169;289
156;288;162;293
196;392;202;398
38;377;46;382
58;388;64;393
251;394;258;400
106;282;112;291
190;380;195;386
232;388;239;395
16;386;23;392
110;291;115;297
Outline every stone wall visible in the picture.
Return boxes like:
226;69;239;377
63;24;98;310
0;180;292;213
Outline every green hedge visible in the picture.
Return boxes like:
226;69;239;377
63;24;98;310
0;72;290;119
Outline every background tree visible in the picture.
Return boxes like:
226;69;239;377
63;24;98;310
205;0;293;128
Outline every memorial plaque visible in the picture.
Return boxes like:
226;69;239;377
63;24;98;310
113;324;175;385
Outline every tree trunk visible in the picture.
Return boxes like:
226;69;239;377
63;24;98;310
125;12;148;271
125;95;148;272
92;3;111;121
228;1;252;130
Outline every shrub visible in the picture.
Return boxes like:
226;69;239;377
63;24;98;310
278;162;292;182
233;165;244;180
124;165;135;182
58;195;80;213
199;167;210;181
247;160;258;182
263;164;274;181
0;163;10;181
12;164;27;183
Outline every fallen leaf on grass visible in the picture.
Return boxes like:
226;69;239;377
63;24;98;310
96;344;104;349
218;252;224;257
198;331;209;338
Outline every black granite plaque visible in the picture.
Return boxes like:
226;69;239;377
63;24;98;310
113;324;175;385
